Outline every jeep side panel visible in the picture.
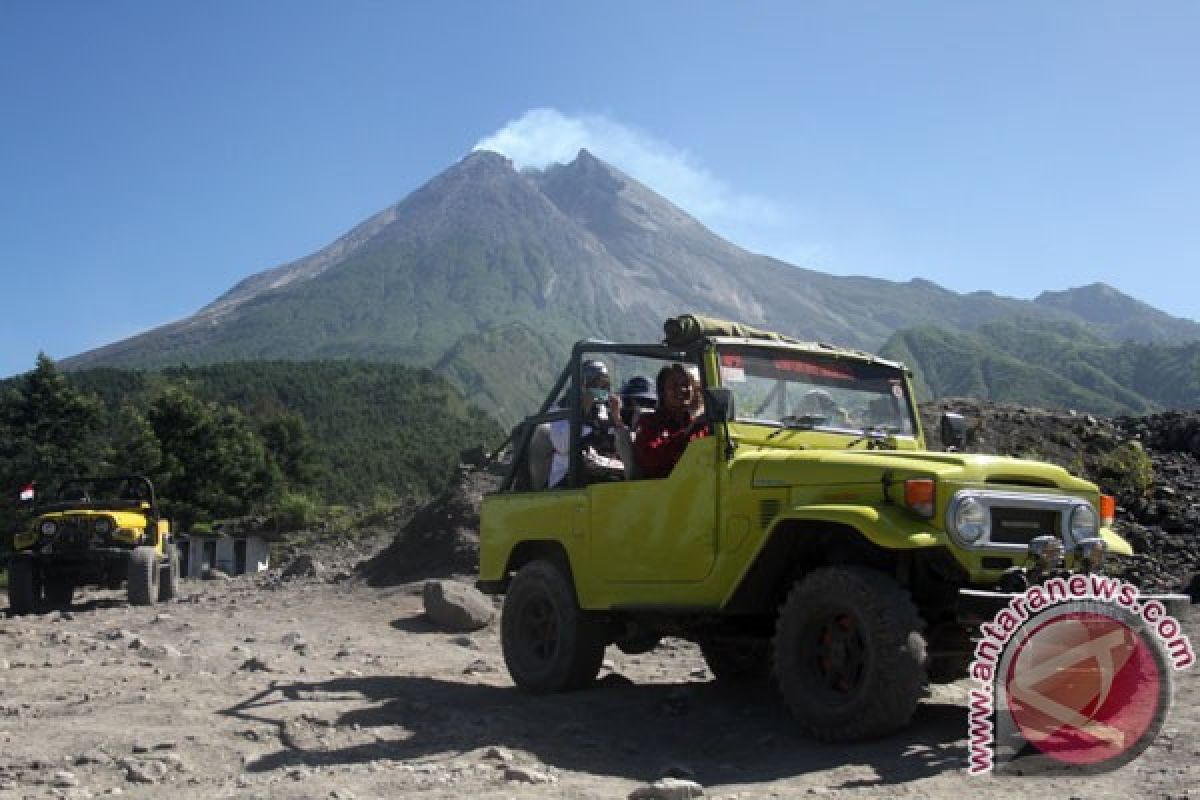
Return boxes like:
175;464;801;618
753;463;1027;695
588;436;719;583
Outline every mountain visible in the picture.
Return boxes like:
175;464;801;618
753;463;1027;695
881;318;1200;415
1034;283;1200;343
62;149;1200;422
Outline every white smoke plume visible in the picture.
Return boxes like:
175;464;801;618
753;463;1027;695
474;109;810;260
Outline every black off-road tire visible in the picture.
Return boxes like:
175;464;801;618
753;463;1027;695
501;559;606;692
159;548;180;602
7;556;41;615
127;546;160;606
43;577;75;608
701;639;773;683
774;565;927;741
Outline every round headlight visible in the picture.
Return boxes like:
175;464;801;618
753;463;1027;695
39;520;58;536
953;497;989;543
1069;504;1099;540
94;517;113;535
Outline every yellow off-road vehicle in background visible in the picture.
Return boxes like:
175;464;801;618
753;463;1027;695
478;315;1189;741
7;475;179;614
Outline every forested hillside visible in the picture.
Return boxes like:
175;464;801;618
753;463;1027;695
882;318;1200;414
0;357;502;540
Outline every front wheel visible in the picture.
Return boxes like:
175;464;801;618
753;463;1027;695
501;559;606;692
43;577;74;608
127;546;160;606
7;556;41;615
774;565;926;741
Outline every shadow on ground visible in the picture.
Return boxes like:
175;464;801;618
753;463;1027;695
220;672;967;788
388;615;439;634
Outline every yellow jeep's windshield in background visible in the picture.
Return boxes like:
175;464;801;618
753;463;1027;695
716;345;918;435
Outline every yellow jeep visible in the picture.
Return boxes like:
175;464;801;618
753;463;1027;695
478;315;1188;741
7;475;179;613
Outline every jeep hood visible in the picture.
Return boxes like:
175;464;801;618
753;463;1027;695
750;449;1091;491
38;509;150;528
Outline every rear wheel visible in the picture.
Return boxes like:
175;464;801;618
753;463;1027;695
158;548;180;602
774;565;926;741
127;546;160;606
501;559;605;692
7;556;41;615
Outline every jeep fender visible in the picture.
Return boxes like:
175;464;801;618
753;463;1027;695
477;539;580;597
722;505;939;613
770;504;940;551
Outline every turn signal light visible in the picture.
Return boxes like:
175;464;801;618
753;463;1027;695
1100;495;1116;526
904;479;935;518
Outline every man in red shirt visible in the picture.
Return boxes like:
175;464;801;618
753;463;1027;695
634;363;709;480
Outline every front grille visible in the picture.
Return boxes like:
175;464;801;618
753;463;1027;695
990;507;1061;545
53;517;95;552
947;490;1088;552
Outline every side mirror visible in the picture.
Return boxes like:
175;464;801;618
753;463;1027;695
705;388;736;423
940;412;968;452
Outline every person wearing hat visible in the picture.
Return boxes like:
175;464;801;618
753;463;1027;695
609;375;657;479
547;359;623;488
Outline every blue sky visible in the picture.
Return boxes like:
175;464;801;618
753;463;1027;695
2;2;1198;378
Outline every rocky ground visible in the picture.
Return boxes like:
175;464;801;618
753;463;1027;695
2;567;1197;800
3;400;1199;798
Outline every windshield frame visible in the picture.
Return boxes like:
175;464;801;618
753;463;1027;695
712;342;920;439
37;475;157;513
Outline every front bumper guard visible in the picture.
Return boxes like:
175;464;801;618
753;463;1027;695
958;587;1192;627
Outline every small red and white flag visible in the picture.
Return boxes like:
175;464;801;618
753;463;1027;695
19;483;34;502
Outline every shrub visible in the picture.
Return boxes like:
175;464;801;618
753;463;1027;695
274;491;320;533
1090;441;1154;500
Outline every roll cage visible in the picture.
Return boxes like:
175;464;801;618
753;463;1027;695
500;339;705;492
36;475;161;517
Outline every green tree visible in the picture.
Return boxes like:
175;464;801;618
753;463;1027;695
102;403;163;476
0;354;106;548
258;412;321;491
146;387;280;529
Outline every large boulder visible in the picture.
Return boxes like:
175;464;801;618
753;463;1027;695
281;554;324;580
422;579;495;632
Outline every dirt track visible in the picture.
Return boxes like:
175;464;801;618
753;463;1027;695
1;570;1197;799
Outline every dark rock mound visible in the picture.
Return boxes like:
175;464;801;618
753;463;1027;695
281;554;324;580
361;463;504;586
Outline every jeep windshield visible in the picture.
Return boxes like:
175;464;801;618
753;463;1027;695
45;477;151;510
716;346;917;436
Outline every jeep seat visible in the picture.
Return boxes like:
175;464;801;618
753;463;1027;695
527;423;554;490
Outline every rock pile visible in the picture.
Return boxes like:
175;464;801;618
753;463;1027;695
924;400;1200;592
362;463;503;585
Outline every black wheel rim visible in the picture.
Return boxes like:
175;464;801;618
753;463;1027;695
804;609;868;704
518;594;559;664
